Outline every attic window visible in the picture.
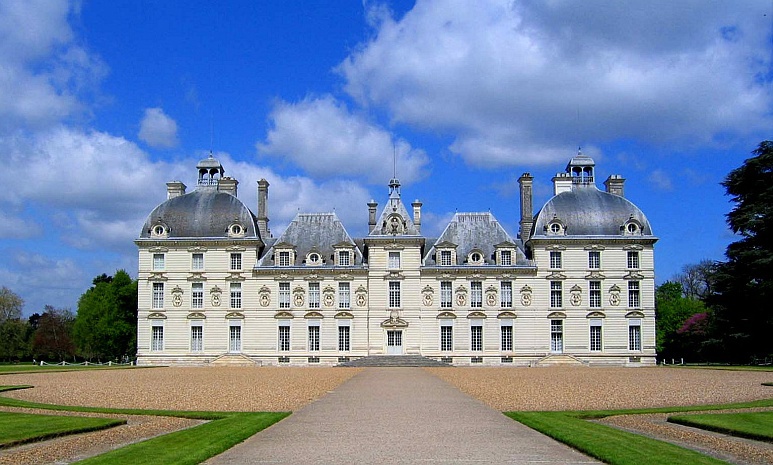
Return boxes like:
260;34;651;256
622;217;643;236
468;250;484;265
307;252;321;266
229;223;245;237
151;224;168;238
547;220;565;236
277;251;291;266
338;251;351;266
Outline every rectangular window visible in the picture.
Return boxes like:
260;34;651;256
152;283;164;309
501;324;513;351
388;251;401;269
590;320;602;351
500;281;512;308
308;325;320;351
230;283;242;309
440;250;452;266
338;326;350;351
278;251;291;266
308;282;320;309
550;281;563;308
229;325;241;352
470;324;483;351
191;326;203;352
589;281;601;308
440;281;453;308
628;281;640;308
278;325;290;351
550;251;562;269
550;320;563;353
152;253;165;271
627;251;640;269
338;251;350;266
338;282;350;309
470;281;482;308
279;282;290;309
629;319;642;351
389;281;401;308
440;324;453;351
588;251;601;269
230;253;242;271
191;283;204;309
500;250;512;266
151;326;164;351
192;252;204;270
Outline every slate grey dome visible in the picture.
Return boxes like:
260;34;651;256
139;189;259;239
532;186;653;237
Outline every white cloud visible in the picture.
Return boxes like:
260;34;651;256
339;0;773;167
0;214;42;240
648;169;673;191
138;107;179;148
257;95;429;185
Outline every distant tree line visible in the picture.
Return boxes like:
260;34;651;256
0;270;137;363
656;141;773;364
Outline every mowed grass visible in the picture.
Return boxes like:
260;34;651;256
0;411;125;449
0;364;151;375
0;386;289;465
506;399;773;465
669;411;773;442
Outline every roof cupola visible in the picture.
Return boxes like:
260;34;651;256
197;153;224;187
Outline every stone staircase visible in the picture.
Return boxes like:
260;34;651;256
338;355;452;367
532;354;587;367
209;353;260;367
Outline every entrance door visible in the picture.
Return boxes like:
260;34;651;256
386;330;403;355
550;320;563;353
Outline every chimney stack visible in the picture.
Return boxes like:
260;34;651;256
166;181;186;199
367;200;378;233
412;199;422;233
604;175;625;197
518;173;534;243
218;177;238;197
257;179;271;238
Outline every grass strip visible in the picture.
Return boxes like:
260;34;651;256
506;412;725;465
0;385;290;464
668;411;773;443
0;411;125;449
0;365;153;375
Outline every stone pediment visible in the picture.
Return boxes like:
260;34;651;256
497;311;517;319
546;271;567;280
585;271;605;279
274;311;294;319
437;311;457;319
381;317;408;328
187;312;206;319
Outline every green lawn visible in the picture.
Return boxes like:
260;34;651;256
0;385;289;464
0;411;125;449
669;411;773;442
0;364;149;375
505;399;773;465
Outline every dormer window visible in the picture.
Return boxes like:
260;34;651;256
306;252;322;266
546;218;566;236
500;250;512;266
151;222;169;238
439;250;452;266
468;250;484;266
277;251;291;267
622;217;643;236
338;250;351;266
228;223;245;237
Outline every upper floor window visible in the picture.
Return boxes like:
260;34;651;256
338;251;351;266
470;281;483;308
191;283;204;309
152;283;164;309
152;253;165;271
440;281;452;308
628;281;640;308
279;282;290;309
191;253;204;271
388;251;401;269
588;251;601;269
439;250;452;266
500;281;512;308
230;283;242;309
308;282;320;309
549;251;562;269
230;253;242;271
278;251;291;267
627;251;640;269
500;250;512;266
389;281;401;308
589;281;601;308
550;281;563;308
338;282;350;309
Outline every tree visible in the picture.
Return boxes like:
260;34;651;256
73;270;138;361
655;281;709;361
0;318;30;362
673;260;715;301
32;306;76;361
0;287;24;325
707;141;773;362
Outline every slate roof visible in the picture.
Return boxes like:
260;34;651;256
531;185;654;238
139;188;259;239
423;212;529;266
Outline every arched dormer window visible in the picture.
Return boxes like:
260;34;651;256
621;216;643;236
546;216;566;236
468;249;485;265
150;221;169;238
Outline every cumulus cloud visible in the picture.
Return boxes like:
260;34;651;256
257;95;429;185
339;0;773;167
138;107;179;148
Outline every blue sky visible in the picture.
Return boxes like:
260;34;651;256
1;0;771;316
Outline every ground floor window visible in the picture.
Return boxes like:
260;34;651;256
151;325;164;351
338;325;350;351
229;325;241;352
500;323;513;351
191;325;203;352
629;319;642;351
278;324;290;351
440;324;453;351
589;319;602;351
550;320;563;353
470;323;483;351
308;324;320;351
